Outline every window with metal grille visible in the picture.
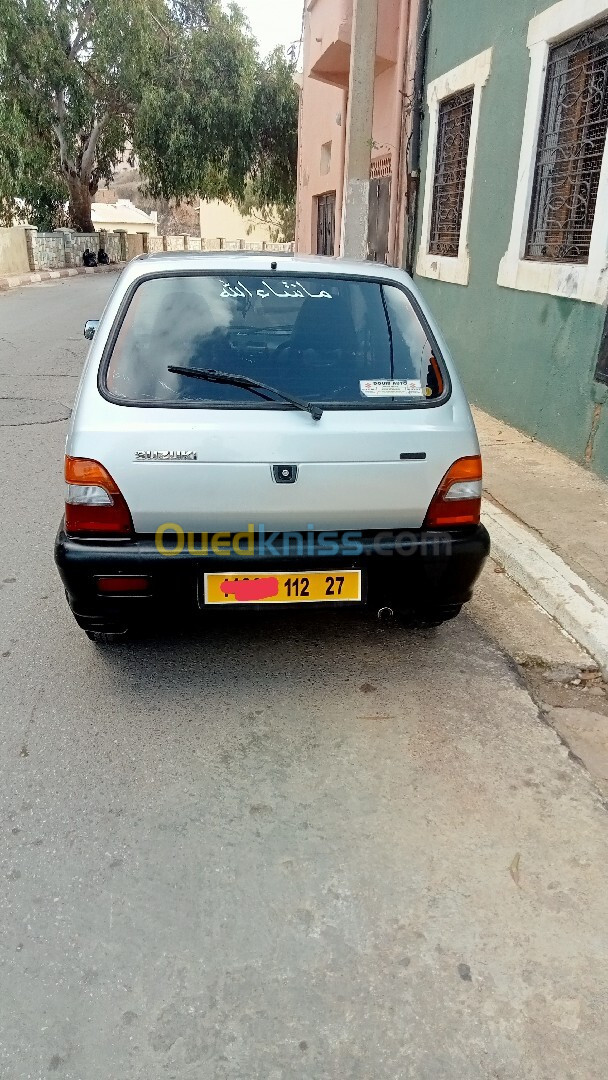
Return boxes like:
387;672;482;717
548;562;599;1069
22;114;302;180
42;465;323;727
526;19;608;263
429;88;474;257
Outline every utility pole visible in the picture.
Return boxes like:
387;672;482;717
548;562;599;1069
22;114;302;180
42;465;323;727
340;0;378;260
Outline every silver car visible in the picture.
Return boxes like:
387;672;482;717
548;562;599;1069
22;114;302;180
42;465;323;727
55;252;489;642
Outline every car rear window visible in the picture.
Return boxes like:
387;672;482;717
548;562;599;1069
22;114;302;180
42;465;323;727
104;273;447;407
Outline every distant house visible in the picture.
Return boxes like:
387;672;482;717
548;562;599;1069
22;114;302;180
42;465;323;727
199;200;276;247
91;199;158;236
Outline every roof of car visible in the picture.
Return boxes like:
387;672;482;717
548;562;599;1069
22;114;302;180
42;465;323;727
125;250;414;285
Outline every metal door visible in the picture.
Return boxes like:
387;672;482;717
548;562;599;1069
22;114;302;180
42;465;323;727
316;192;336;256
367;175;392;262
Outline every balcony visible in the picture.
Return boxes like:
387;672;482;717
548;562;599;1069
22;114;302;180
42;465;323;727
306;0;398;89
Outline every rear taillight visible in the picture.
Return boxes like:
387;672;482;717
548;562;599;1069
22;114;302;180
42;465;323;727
424;456;482;528
64;457;133;537
97;576;149;594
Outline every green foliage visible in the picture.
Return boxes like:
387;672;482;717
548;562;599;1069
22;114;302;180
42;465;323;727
249;48;299;211
237;181;296;243
0;0;172;227
234;47;300;243
0;97;67;228
0;0;299;231
135;3;258;204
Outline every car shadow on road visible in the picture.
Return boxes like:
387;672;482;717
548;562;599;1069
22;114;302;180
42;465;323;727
85;607;479;719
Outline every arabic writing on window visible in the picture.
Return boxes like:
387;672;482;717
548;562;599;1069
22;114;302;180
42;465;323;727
219;279;332;301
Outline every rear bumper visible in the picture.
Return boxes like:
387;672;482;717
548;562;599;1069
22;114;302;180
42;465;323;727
55;524;490;630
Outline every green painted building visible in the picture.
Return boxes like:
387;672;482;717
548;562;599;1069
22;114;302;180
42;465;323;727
412;0;608;478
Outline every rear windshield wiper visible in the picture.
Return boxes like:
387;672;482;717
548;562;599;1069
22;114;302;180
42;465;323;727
167;366;323;421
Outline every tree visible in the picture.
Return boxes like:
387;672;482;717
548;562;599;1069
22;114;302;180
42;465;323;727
248;48;299;213
0;88;69;229
1;0;170;229
233;47;299;240
134;3;258;207
134;27;299;217
237;181;296;243
0;0;299;232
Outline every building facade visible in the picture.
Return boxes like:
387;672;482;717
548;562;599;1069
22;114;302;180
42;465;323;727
414;0;608;476
198;200;277;247
295;0;608;479
296;0;420;265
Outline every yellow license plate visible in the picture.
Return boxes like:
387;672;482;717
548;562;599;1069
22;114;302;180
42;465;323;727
204;569;362;605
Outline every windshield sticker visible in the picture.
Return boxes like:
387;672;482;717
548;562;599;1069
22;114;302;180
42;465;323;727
220;279;332;301
360;379;424;398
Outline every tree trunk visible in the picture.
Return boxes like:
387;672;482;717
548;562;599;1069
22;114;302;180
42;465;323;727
67;175;94;232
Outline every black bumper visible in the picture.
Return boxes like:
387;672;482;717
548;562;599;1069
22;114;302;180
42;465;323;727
55;525;490;631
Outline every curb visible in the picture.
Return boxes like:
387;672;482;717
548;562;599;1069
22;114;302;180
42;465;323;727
482;500;608;676
0;263;125;292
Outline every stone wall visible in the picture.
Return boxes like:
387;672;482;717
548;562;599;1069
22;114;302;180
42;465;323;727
130;234;294;258
101;233;122;263
165;234;186;252
4;226;293;275
26;232;67;270
24;228;125;270
64;232;98;268
126;233;145;260
197;237;293;252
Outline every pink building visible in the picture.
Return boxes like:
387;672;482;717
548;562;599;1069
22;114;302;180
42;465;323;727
295;0;422;265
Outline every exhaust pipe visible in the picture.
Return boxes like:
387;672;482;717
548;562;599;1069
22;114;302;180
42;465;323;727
377;606;394;622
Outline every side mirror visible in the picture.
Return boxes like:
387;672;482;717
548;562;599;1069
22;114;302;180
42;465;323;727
83;319;99;340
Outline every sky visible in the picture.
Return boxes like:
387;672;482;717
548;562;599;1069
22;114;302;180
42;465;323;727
230;0;305;59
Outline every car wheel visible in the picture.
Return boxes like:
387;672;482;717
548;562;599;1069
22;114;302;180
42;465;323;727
85;629;129;645
395;604;462;629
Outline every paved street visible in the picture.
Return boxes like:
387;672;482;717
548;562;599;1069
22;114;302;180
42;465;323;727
1;275;608;1080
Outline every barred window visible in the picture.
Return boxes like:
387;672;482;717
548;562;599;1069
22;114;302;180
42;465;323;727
429;88;474;257
526;19;608;263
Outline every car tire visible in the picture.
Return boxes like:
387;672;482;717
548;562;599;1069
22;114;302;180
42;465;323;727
85;629;129;645
395;604;462;629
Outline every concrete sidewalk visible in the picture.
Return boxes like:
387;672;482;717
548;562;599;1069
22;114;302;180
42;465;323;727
474;407;608;673
0;262;125;291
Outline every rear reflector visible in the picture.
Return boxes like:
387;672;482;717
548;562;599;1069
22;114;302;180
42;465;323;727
424;456;482;528
97;576;149;594
64;457;133;537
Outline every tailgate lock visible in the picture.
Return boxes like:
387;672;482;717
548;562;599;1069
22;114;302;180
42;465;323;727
272;464;298;484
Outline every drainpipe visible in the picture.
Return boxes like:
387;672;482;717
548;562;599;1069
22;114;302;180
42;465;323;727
340;0;379;259
405;0;430;275
294;75;305;252
387;0;412;266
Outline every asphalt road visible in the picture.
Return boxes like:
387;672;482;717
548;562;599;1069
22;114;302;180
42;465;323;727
1;274;608;1080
